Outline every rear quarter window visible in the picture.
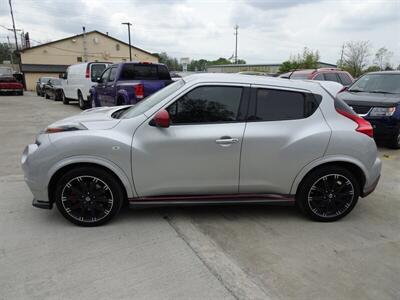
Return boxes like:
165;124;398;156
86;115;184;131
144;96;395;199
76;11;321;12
338;73;353;86
248;89;321;121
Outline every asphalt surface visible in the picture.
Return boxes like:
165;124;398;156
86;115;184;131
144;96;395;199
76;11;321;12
0;93;399;300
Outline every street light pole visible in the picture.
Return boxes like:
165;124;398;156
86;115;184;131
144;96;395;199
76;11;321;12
122;22;132;61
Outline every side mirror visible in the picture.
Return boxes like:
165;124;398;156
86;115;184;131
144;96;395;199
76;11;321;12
150;109;170;128
60;72;67;79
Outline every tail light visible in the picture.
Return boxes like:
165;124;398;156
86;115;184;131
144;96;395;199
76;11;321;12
85;65;90;78
336;109;374;138
134;84;144;100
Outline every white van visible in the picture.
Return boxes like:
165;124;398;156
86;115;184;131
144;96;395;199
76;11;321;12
63;62;110;109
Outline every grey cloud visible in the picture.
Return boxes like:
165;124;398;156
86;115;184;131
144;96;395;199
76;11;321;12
247;0;321;10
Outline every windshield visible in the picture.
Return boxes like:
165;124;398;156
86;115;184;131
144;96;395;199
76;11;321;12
121;79;185;119
349;73;400;94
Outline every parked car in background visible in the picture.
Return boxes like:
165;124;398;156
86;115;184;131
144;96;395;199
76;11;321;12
280;68;354;86
0;75;24;95
90;62;172;108
44;78;65;101
36;77;54;96
62;62;111;109
22;74;381;226
238;71;268;76
337;71;400;148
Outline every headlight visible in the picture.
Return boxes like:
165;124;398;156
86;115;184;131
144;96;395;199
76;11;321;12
44;123;87;134
369;107;396;117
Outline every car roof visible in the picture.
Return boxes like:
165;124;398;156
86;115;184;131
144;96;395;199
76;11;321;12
182;73;330;92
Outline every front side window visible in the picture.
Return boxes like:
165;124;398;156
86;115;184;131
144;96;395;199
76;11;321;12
249;89;319;122
108;67;118;82
100;68;111;84
167;86;243;124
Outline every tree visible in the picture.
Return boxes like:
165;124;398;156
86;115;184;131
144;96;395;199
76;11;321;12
341;41;370;77
364;65;380;73
0;43;18;64
278;47;319;73
374;47;393;71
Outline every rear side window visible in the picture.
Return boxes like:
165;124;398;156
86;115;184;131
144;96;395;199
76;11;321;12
313;73;324;81
338;73;352;86
91;64;107;82
323;73;341;83
167;86;243;124
120;64;158;80
158;65;171;80
248;89;320;122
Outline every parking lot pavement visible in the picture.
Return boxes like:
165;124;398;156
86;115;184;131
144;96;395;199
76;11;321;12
1;93;399;300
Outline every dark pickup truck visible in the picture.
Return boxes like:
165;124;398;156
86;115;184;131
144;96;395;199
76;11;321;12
337;71;400;148
90;62;172;107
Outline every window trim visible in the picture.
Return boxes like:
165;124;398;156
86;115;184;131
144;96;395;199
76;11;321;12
165;84;251;126
246;86;322;123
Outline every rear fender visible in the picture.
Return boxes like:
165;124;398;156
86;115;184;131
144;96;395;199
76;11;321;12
116;89;129;105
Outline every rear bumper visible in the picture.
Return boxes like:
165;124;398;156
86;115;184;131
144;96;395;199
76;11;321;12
361;157;381;197
362;174;380;197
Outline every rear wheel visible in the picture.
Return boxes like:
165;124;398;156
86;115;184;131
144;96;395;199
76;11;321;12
54;167;124;226
296;166;359;222
78;92;90;110
388;128;400;149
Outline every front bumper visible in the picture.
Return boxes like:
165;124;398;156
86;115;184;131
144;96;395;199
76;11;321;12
367;118;400;140
33;198;52;209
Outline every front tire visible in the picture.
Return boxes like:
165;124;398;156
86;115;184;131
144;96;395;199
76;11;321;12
388;128;400;149
54;167;124;226
296;166;359;222
62;91;69;105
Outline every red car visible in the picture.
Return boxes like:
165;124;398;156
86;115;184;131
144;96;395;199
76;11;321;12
0;76;24;95
281;68;354;87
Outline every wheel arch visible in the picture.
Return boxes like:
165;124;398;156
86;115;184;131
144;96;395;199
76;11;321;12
47;159;135;204
116;89;129;105
291;157;367;196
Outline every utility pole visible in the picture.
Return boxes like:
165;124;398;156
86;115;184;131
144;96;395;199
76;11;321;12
122;22;132;61
9;0;25;88
234;24;239;64
82;26;88;62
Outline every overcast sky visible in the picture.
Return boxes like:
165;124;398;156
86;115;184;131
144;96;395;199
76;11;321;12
1;0;399;66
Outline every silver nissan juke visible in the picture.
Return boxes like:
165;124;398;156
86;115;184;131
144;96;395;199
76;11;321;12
21;74;381;226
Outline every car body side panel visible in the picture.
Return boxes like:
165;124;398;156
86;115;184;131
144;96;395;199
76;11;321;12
239;109;331;194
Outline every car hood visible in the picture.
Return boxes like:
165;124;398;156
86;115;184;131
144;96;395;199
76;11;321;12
48;105;132;130
338;91;400;107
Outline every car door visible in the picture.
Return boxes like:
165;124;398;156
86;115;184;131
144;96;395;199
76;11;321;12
104;67;118;105
132;84;250;197
95;68;111;106
239;86;331;195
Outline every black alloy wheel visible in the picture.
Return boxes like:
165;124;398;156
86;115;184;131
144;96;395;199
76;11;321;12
388;128;400;149
297;166;359;221
55;167;123;226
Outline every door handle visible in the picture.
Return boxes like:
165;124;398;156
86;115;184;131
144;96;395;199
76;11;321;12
215;137;239;145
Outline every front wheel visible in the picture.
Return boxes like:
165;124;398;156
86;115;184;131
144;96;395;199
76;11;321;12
62;91;69;104
296;166;359;222
388;128;400;149
55;167;124;226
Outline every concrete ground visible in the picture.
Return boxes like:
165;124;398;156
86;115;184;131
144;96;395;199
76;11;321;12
0;93;399;300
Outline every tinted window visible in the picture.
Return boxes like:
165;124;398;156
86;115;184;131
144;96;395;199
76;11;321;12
249;89;320;122
290;73;310;79
323;73;341;83
91;64;107;82
158;65;171;80
108;67;118;82
167;86;243;124
338;73;352;86
120;64;158;80
313;73;324;81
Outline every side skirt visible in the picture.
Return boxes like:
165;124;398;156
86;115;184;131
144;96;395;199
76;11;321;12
128;193;295;208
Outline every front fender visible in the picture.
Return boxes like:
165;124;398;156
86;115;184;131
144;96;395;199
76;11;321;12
46;155;136;200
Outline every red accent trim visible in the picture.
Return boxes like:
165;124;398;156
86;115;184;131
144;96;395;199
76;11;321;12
129;193;295;202
85;64;90;78
336;108;374;138
152;109;170;128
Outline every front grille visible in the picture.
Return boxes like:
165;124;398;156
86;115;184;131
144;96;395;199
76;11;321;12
350;105;372;114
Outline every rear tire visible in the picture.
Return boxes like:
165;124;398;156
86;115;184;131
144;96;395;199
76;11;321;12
388;129;400;149
78;92;90;110
54;167;124;226
296;166;360;222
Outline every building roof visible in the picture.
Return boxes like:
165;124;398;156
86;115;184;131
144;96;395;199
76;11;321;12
20;30;156;57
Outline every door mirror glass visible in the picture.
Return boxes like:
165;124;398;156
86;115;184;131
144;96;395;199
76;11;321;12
150;109;170;128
